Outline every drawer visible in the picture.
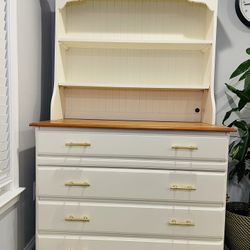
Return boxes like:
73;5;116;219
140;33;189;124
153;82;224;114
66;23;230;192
37;167;227;204
37;235;224;250
38;201;225;238
37;129;228;161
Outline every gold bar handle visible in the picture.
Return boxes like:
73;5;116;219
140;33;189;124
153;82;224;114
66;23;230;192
65;215;90;223
65;142;91;147
170;184;196;191
172;145;198;150
65;181;90;187
169;219;195;226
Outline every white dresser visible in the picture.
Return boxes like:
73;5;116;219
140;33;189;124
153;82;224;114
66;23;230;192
31;0;235;249
31;120;234;250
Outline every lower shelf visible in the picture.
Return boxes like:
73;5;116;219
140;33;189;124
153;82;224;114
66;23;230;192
58;87;204;122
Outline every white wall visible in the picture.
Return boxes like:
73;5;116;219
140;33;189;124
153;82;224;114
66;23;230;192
0;207;18;250
215;0;250;123
17;0;42;248
215;1;250;202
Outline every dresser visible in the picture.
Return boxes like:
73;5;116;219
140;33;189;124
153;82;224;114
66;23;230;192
31;0;235;249
31;120;234;250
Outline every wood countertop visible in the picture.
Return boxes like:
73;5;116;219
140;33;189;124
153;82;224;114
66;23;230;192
30;119;236;133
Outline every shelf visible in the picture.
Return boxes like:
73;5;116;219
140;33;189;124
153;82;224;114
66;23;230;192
30;119;235;133
59;82;210;90
52;0;218;123
58;0;216;12
58;37;212;51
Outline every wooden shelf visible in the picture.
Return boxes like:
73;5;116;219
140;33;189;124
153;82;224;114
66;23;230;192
58;37;212;51
30;119;235;133
59;82;209;90
52;0;218;123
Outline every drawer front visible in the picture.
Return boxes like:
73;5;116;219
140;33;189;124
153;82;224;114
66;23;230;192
38;201;225;238
37;129;228;161
37;235;224;250
37;167;227;203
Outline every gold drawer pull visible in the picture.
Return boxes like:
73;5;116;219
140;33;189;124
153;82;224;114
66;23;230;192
65;181;90;187
172;145;198;150
169;219;195;226
170;184;196;191
65;142;91;147
65;216;90;223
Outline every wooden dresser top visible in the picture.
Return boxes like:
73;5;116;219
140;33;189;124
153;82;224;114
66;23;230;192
30;119;235;133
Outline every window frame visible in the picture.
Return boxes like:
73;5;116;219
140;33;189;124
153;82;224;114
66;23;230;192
0;0;24;216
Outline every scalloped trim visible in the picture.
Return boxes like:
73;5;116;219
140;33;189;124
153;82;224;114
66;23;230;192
188;0;217;11
58;0;84;10
58;0;217;11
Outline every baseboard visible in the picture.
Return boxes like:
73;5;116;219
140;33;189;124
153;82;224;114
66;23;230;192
23;236;35;250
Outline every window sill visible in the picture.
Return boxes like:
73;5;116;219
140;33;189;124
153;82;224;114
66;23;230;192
0;188;25;216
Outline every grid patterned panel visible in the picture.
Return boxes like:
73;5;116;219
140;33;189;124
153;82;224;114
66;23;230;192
0;0;10;189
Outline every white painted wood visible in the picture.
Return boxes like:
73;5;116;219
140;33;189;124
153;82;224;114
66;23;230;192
202;0;218;124
38;200;225;238
37;167;227;204
41;1;224;248
61;0;213;40
188;0;217;11
0;0;24;205
8;0;21;191
57;0;84;10
51;0;218;123
0;188;24;216
63;88;203;122
59;82;209;90
63;48;209;88
37;235;224;250
0;0;9;187
58;37;213;51
35;126;228;250
37;156;228;172
36;129;228;161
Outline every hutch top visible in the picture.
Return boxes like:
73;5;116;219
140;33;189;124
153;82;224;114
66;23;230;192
51;0;218;124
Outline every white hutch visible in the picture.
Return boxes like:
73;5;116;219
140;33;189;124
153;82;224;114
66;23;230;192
32;0;234;249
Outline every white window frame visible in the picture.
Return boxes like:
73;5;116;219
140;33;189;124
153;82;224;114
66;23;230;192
0;0;24;216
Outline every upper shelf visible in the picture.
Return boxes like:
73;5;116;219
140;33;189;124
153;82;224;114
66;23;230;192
57;0;215;41
58;82;210;90
58;37;213;51
58;0;216;12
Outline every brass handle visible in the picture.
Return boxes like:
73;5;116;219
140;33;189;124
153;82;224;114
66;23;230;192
65;181;90;187
65;142;91;147
169;219;195;226
65;216;90;223
170;184;196;191
172;145;198;150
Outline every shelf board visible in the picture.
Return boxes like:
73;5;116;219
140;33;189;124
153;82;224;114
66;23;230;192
30;119;236;133
58;82;210;90
58;37;212;51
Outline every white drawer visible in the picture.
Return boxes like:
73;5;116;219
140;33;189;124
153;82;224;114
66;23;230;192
37;129;228;161
37;167;226;204
37;235;224;250
38;201;225;238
